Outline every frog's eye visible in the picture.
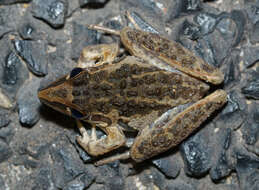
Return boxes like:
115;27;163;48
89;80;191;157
70;68;83;78
70;108;85;119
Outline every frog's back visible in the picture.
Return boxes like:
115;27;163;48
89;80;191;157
71;56;209;127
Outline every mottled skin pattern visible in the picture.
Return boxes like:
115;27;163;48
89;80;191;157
38;26;227;164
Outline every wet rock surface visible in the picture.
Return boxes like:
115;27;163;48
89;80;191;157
0;0;258;189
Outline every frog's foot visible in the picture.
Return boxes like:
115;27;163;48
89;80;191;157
78;43;119;68
76;120;126;157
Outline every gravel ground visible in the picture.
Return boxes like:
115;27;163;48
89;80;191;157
0;0;258;190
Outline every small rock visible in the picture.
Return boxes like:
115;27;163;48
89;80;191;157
0;175;6;190
242;121;259;145
106;175;125;190
138;167;167;190
210;151;231;182
79;172;95;188
246;2;259;24
152;153;181;178
229;10;245;47
210;128;232;182
242;104;259;145
95;164;120;184
79;0;107;7
71;22;99;61
216;90;247;130
242;79;259;100
19;23;37;40
49;136;94;189
180;133;211;177
13;40;48;76
2;52;19;85
181;0;201;13
0;127;14;144
17;79;41;127
181;19;201;40
32;168;52;190
235;153;259;190
0;0;31;5
0;140;12;163
63;179;85;190
243;46;259;67
194;12;217;35
0;108;10;128
222;49;241;86
0;38;29;101
32;0;68;28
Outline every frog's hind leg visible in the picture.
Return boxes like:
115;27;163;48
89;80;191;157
78;43;120;68
76;120;126;157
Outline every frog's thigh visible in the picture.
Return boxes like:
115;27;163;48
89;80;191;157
78;43;119;68
130;90;227;162
76;122;126;156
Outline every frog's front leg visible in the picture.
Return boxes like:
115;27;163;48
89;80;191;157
76;120;126;156
78;43;119;69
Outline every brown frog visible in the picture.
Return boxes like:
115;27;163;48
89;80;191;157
38;25;227;165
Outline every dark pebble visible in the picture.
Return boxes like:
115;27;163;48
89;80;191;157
152;153;181;178
79;0;107;7
71;22;99;61
246;2;259;44
79;172;95;188
19;23;37;40
216;90;247;130
2;52;19;85
0;108;10;128
210;128;232;182
194;12;217;35
49;136;95;189
63;179;85;190
32;168;52;190
0;38;29;100
180;133;211;177
243;46;259;67
246;2;259;24
235;153;259;190
210;152;231;182
229;10;245;47
181;0;201;13
95;164;121;184
138;167;167;190
181;19;201;40
241;103;259;145
0;175;6;190
0;140;12;163
222;49;241;86
17;79;41;127
13;40;48;76
32;0;68;28
0;127;14;144
242;79;259;100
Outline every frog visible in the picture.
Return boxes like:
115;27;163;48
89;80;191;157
38;25;227;165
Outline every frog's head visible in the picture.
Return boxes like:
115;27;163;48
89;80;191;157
38;68;89;120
